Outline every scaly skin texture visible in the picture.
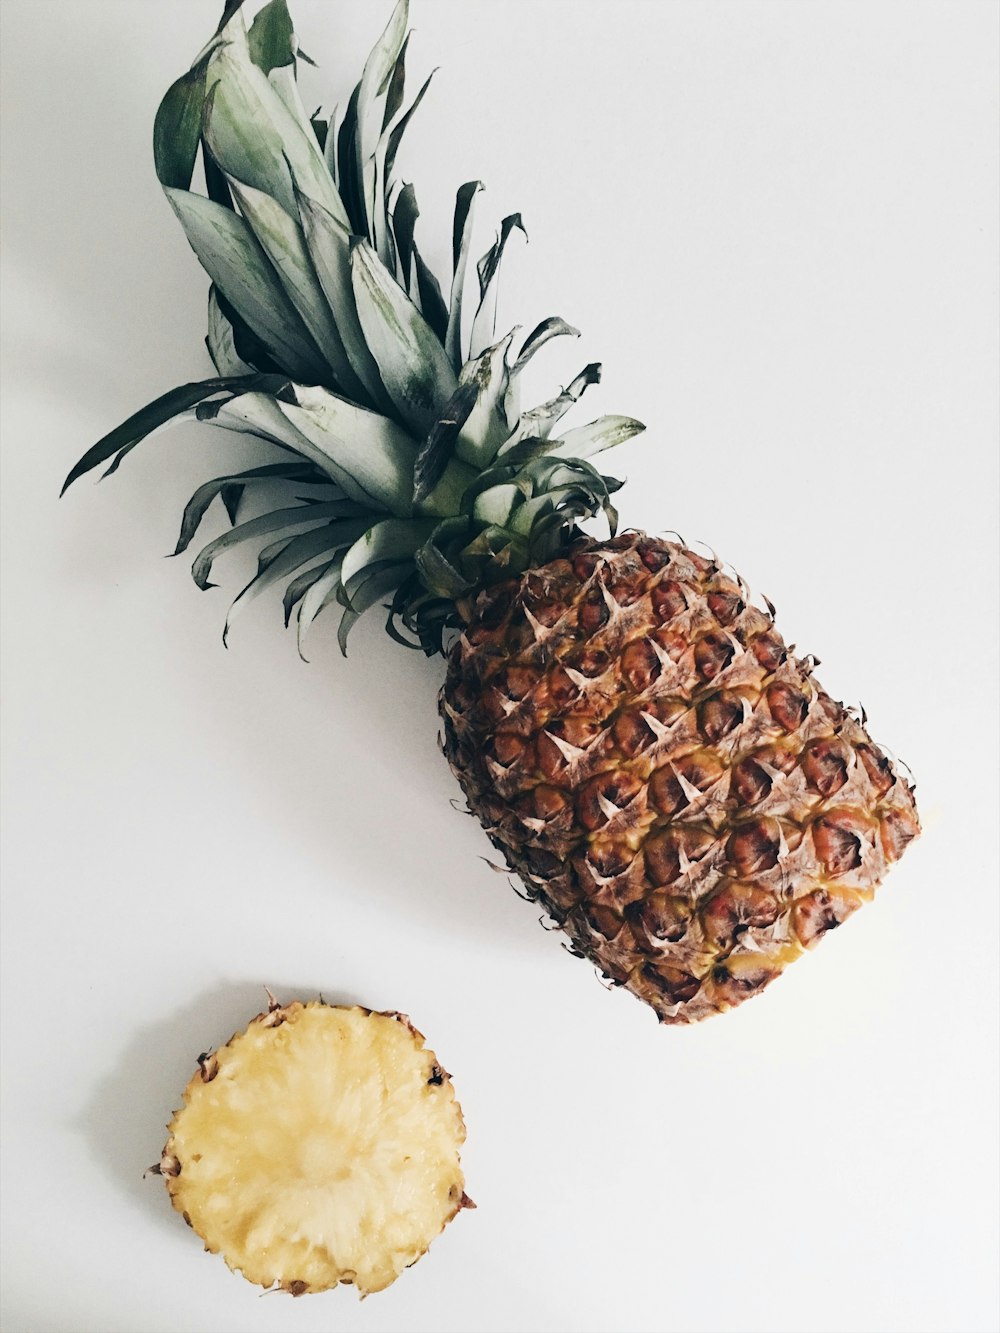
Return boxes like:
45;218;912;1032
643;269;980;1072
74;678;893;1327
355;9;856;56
441;533;919;1023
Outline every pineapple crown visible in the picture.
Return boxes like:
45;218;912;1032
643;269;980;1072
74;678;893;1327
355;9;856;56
63;0;644;655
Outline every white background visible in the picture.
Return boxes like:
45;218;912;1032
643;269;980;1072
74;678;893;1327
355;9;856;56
2;3;998;1331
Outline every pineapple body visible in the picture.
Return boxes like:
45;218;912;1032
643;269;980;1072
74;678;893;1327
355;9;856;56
159;1000;470;1295
441;534;919;1023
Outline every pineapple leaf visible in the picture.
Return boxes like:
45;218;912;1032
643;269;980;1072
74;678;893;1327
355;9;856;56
173;462;326;556
247;0;295;74
337;561;411;653
382;31;410;132
472;482;522;528
335;84;365;234
201;131;235;210
350;239;458;436
224;516;371;643
382;69;435;191
284;560;329;626
203;35;349;229
455;331;517;467
355;0;409;246
60;374;279;495
154;66;207;190
294;187;392;412
412;243;449;344
296;559;344;657
513;317;581;373
392;183;419;288
445;181;483;369
547;415;646;460
165;187;328;384
340;517;435;595
190;501;353;590
497;363;602;455
415;531;473;599
226;177;363;398
277;383;418;516
206;286;254;375
469;215;526;359
412;379;478;506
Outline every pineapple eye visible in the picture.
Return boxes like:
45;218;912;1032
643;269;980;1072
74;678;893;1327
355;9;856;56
766;682;809;732
880;805;920;863
800;737;850;796
727;818;782;878
857;742;896;797
701;882;780;949
694;631;735;681
792;887;862;947
651;579;688;621
811;809;868;876
620;638;662;692
698;691;744;744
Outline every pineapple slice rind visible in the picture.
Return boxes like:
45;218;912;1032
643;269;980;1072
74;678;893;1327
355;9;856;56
162;1001;468;1296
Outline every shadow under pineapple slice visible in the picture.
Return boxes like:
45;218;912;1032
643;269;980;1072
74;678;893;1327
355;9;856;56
151;993;472;1296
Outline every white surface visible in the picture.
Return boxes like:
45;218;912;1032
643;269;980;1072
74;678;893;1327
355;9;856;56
1;3;998;1331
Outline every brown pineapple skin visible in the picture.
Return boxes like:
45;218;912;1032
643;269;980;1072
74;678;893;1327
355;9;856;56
440;533;919;1024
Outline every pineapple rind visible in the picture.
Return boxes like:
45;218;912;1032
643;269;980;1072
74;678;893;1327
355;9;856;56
441;534;920;1024
162;1001;468;1296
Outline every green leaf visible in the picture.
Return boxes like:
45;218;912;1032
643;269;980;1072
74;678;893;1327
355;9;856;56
336;84;365;234
61;374;272;495
165;187;328;384
284;559;330;626
412;378;478;506
355;0;409;244
203;35;349;229
296;559;344;657
206;390;385;506
206;286;254;376
350;239;457;436
226;178;365;400
340;517;434;595
225;516;371;643
547;415;646;460
497;363;602;455
191;501;351;590
337;561;410;653
469;214;526;358
295;188;392;412
383;70;435;189
154;66;207;190
412;243;449;344
173;461;326;555
513;316;580;372
472;482;522;528
446;181;483;369
276;383;418;516
247;0;295;73
414;534;474;599
392;183;419;287
455;331;516;468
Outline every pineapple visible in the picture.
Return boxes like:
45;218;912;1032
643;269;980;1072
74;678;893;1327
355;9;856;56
153;996;470;1295
64;0;918;1023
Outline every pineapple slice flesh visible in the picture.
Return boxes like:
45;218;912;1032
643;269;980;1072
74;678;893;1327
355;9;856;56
159;999;470;1296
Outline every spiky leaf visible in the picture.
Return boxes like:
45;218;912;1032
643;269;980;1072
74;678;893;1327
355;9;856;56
165;188;327;383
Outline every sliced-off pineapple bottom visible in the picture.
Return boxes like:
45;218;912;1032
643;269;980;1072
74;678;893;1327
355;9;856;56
154;998;471;1296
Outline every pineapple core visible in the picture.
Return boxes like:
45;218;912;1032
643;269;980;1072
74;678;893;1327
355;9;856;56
160;1000;469;1296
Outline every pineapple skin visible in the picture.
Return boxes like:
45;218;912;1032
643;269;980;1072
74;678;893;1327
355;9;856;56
157;999;471;1296
441;533;919;1024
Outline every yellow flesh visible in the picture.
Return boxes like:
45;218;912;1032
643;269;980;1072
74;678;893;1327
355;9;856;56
165;1003;466;1295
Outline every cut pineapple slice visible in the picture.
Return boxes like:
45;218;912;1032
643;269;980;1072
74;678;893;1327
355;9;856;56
157;997;471;1296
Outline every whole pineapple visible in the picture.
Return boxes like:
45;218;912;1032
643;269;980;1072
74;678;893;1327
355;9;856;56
65;0;918;1024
